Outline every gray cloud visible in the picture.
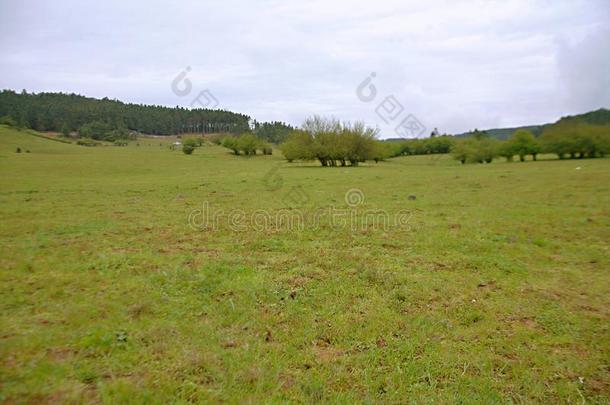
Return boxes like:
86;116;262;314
1;0;609;135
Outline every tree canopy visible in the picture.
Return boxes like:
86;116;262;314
280;116;378;166
0;89;250;136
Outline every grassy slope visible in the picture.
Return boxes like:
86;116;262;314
1;126;609;403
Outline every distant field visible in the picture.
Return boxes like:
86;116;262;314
1;125;609;403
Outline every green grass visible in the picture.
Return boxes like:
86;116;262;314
1;125;609;403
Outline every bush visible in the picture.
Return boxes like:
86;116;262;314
208;134;225;145
254;121;294;144
280;116;377;166
76;139;100;147
79;121;129;142
16;147;21;153
281;130;315;162
509;129;540;161
540;122;610;159
61;123;71;137
181;137;199;154
221;134;265;156
451;135;498;164
237;134;260;155
1;115;17;127
222;137;240;155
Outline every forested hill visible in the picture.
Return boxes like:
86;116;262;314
0;90;251;135
454;108;610;139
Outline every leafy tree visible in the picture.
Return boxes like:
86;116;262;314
182;143;195;154
497;141;517;162
451;137;498;164
540;122;610;159
279;116;378;166
0;89;250;136
236;134;260;155
61;123;71;137
371;141;394;163
280;130;315;162
509;129;540;161
0;115;17;126
451;139;476;164
341;121;377;166
222;137;240;155
254;121;294;144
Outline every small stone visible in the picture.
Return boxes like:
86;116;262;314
408;195;417;200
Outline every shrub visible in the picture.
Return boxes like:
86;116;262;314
79;121;129;142
540;122;609;159
451;136;498;164
182;144;195;154
1;115;17;127
280;130;314;162
280;116;378;166
61;123;71;137
222;137;240;155
208;134;225;145
181;138;199;154
16;147;21;153
509;129;540;161
76;139;100;147
237;134;260;155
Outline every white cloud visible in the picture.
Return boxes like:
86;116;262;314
1;0;608;135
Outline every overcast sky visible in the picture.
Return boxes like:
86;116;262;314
1;0;609;136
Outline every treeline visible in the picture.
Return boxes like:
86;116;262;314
218;134;273;155
0;89;251;137
452;124;609;163
376;135;454;159
280;116;378;166
252;121;294;144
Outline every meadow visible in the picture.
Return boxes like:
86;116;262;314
1;125;609;403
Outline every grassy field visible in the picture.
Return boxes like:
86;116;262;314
1;125;609;403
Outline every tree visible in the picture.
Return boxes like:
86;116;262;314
371;141;394;163
341;121;378;166
451;137;498;164
0;115;17;127
509;129;540;161
451;139;476;164
498;140;517;162
0;89;251;136
280;130;315;162
222;137;240;155
61;123;71;137
540;122;610;159
182;138;198;154
236;134;260;155
254;121;294;144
